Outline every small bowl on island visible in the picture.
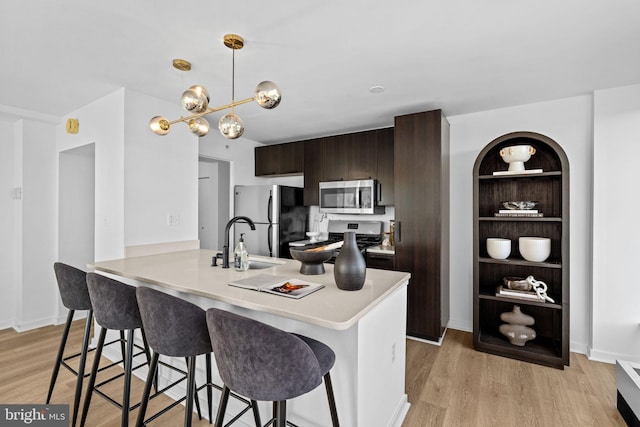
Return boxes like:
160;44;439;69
289;247;334;275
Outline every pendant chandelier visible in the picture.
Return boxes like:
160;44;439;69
149;34;281;139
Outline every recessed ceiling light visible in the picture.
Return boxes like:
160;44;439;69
368;85;385;94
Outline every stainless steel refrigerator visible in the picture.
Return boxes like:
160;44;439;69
233;185;309;258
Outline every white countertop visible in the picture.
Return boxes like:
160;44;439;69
366;245;395;255
90;249;409;331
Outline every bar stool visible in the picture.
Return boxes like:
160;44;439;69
205;308;340;427
134;286;258;427
80;273;154;427
47;262;93;427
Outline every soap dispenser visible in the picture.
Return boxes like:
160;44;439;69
234;233;249;271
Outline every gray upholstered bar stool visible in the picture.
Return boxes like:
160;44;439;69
206;308;340;427
135;286;258;427
47;262;93;427
80;273;153;427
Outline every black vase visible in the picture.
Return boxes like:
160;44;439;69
334;231;366;291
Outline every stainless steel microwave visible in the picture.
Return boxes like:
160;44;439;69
319;179;385;214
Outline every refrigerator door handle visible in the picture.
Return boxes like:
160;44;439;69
267;193;273;224
267;224;273;257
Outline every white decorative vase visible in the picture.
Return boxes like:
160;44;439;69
499;305;536;346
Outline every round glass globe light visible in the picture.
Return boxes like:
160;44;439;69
254;81;281;109
149;116;170;135
188;118;210;137
218;112;244;139
181;85;210;113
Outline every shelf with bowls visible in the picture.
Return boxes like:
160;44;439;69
473;131;569;369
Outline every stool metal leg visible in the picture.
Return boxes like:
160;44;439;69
184;356;197;427
214;386;230;427
135;351;159;427
189;357;203;421
206;353;213;424
46;310;75;404
251;400;262;427
80;326;107;427
275;401;286;427
323;372;340;427
121;329;136;427
140;328;158;392
70;312;93;427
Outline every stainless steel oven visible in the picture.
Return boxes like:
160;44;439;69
319;179;384;214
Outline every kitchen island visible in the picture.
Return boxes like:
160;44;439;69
91;249;410;427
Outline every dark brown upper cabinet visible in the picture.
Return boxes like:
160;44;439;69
258;128;394;207
254;141;304;176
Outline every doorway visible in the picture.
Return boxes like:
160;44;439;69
198;157;230;250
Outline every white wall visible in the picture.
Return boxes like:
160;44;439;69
447;95;594;354
57;89;127;262
58;144;95;276
18;119;59;331
0;120;17;328
591;84;640;363
124;90;198;246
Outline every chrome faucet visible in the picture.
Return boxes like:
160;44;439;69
222;216;256;268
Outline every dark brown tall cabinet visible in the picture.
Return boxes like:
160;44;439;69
473;132;569;369
394;110;450;341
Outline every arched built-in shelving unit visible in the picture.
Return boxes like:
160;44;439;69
473;131;569;369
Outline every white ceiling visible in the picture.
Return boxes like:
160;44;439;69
1;0;639;144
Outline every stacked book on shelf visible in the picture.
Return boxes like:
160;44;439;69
495;285;545;302
494;209;543;218
492;169;543;176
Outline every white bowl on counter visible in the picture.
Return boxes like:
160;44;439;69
486;238;511;259
519;237;551;262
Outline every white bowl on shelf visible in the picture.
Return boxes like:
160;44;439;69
518;237;551;262
486;238;511;259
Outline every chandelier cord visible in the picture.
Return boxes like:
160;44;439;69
231;45;235;113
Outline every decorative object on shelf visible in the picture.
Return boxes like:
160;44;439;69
389;220;395;246
499;305;536;346
519;237;551;262
334;231;366;291
496;285;541;301
526;275;555;303
499;145;536;172
289;248;333;275
486;238;511;259
502;201;538;210
503;276;531;291
497;276;554;302
149;34;281;139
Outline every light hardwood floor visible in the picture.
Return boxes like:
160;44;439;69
0;322;627;426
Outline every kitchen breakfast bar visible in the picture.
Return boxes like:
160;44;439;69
91;249;411;427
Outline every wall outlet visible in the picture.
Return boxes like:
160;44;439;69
166;214;180;226
12;187;22;200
